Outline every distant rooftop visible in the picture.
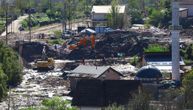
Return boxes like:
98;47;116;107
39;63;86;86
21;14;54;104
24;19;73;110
68;65;112;78
92;5;126;14
179;0;193;5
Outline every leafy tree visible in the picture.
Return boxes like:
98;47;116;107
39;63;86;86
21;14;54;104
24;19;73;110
46;9;55;21
0;42;23;86
15;0;29;14
107;0;124;29
0;66;8;101
147;9;165;27
146;0;171;28
128;0;144;24
182;70;193;109
37;0;50;13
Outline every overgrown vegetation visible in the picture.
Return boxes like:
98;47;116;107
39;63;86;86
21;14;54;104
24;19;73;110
20;97;77;110
146;0;171;28
0;20;5;33
107;0;124;29
0;42;23;100
21;13;60;30
181;44;193;65
144;44;169;53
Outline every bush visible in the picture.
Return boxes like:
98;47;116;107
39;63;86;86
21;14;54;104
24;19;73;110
21;97;77;110
53;30;62;38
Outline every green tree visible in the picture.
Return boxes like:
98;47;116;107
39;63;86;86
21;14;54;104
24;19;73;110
46;9;55;21
107;0;124;29
182;70;193;109
146;0;171;28
0;42;23;86
0;66;8;101
128;0;144;24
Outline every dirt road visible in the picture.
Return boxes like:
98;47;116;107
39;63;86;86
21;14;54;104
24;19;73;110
0;15;28;36
30;21;86;35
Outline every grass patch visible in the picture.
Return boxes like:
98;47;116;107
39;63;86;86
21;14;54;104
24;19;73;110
47;38;65;45
144;44;169;53
21;13;59;30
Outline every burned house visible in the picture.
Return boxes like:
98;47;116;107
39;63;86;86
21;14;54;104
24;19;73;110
67;65;123;89
70;79;141;110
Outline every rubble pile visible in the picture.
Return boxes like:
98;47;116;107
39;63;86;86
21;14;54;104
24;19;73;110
21;42;60;62
40;76;69;87
68;31;147;60
181;29;193;37
0;69;70;109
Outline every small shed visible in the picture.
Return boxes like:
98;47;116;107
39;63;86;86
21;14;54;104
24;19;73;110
67;65;123;90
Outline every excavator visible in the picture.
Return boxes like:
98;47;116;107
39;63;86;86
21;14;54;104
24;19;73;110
68;34;95;50
33;46;55;70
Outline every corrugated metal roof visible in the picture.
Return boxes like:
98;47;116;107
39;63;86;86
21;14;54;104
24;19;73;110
69;65;110;78
92;5;126;14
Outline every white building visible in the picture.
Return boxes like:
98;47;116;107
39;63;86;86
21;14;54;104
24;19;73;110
91;5;127;27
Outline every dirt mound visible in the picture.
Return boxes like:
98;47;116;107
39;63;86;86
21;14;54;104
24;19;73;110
16;41;59;62
67;31;146;60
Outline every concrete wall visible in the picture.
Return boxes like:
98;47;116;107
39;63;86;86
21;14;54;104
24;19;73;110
79;107;101;110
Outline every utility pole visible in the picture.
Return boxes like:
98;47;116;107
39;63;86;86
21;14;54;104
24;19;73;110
68;1;71;30
28;11;32;42
5;2;8;44
28;0;32;42
62;0;67;33
171;0;181;81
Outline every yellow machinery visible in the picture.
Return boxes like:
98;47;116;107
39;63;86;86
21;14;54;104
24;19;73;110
34;58;55;70
33;46;55;70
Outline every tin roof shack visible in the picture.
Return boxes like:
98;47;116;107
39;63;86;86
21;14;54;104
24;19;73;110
67;65;123;90
143;52;185;79
70;79;141;110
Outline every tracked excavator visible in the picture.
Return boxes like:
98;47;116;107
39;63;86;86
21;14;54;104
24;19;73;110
33;46;55;70
68;34;95;50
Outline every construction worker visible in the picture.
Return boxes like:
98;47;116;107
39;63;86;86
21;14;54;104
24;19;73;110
42;46;47;60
